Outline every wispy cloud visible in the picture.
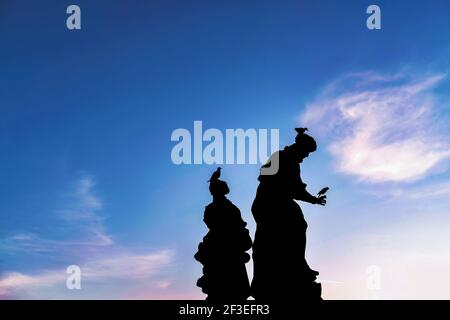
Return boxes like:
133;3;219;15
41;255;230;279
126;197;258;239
301;72;450;183
0;175;176;299
0;176;112;254
57;176;113;246
0;272;64;298
387;180;450;200
0;250;174;298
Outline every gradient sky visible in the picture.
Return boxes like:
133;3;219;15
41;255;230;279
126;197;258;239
1;0;450;299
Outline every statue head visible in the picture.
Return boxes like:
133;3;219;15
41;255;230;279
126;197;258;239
293;128;317;163
209;179;230;198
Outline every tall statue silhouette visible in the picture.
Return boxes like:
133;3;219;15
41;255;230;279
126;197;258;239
195;170;253;301
251;128;327;301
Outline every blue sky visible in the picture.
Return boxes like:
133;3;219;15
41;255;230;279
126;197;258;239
1;0;450;299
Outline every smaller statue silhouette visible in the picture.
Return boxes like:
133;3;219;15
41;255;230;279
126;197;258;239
195;169;252;301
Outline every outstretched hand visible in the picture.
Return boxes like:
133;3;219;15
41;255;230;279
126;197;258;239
316;195;327;206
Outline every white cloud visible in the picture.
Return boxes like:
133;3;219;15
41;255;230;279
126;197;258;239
301;72;450;183
0;250;174;298
0;272;64;297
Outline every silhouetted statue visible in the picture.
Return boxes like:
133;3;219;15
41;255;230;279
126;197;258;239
195;172;253;301
251;128;327;301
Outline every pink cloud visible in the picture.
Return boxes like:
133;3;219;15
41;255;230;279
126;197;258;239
301;72;450;183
